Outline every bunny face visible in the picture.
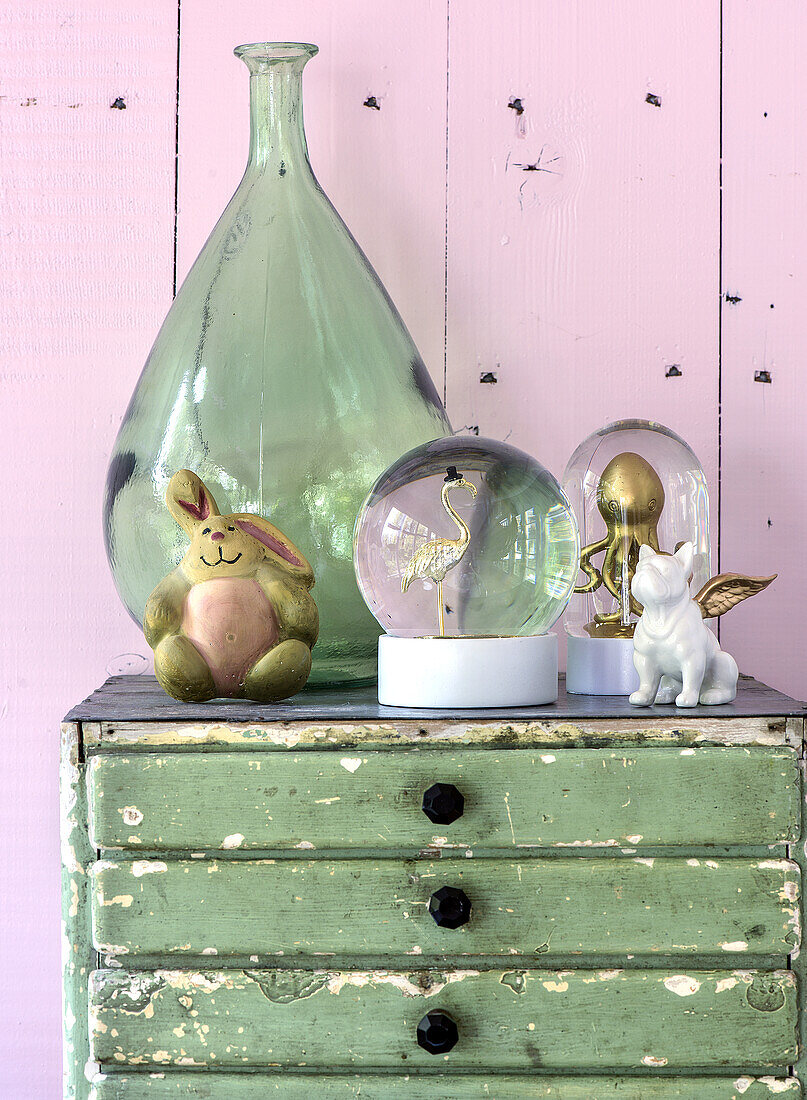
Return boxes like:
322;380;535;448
165;470;314;589
631;541;693;609
183;516;266;583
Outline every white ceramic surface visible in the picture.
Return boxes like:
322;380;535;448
630;542;739;707
378;633;558;708
566;634;640;696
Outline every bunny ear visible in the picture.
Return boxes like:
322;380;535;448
233;515;315;588
166;470;221;535
638;543;655;562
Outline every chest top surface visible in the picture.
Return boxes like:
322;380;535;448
66;673;805;723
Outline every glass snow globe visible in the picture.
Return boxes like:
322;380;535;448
562;419;710;695
353;435;580;707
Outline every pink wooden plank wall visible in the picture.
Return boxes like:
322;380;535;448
1;1;804;1092
0;3;176;1095
719;1;807;692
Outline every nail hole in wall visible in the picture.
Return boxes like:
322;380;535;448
754;370;772;384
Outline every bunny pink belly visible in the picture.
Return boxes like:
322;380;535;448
182;579;278;695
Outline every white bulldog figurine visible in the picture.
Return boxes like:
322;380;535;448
629;541;775;708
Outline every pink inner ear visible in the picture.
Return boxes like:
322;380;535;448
178;488;210;521
237;519;302;566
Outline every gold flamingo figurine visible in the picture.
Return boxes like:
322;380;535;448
401;466;478;636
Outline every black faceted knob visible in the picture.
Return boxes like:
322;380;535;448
429;886;471;929
422;782;465;825
417;1010;459;1054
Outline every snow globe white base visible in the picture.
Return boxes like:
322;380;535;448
378;633;558;708
566;635;639;696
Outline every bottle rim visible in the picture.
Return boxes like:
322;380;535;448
234;42;318;64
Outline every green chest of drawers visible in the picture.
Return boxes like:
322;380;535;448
62;675;807;1099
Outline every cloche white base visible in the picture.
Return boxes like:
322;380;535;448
377;633;558;708
565;634;639;696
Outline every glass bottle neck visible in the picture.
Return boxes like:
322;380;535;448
246;62;312;176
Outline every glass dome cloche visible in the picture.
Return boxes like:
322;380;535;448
353;435;580;707
562;418;710;696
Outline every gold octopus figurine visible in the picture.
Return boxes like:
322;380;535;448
575;450;776;643
401;466;477;636
575;452;665;637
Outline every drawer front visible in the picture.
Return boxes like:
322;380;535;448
92;857;800;960
88;1073;803;1098
89;967;798;1071
88;746;800;851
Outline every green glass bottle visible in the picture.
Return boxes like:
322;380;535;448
104;42;450;685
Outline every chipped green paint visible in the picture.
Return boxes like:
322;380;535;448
88;1073;803;1098
245;970;330;1002
91;856;800;960
63;687;806;1096
92;972;166;1015
88;747;801;851
84;713;800;751
500;970;529;994
747;976;790;1013
791;734;807;1091
61;722;95;1100
89;968;798;1070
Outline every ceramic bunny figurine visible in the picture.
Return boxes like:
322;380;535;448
629;541;775;708
144;470;318;703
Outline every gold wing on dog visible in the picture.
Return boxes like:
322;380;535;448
693;572;777;619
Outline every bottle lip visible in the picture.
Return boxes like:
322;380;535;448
234;42;318;65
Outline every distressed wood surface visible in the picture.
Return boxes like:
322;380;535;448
719;1;807;699
88;746;800;852
792;748;807;1087
61;723;96;1100
85;715;802;753
88;1072;802;1098
89;967;797;1070
91;856;799;960
67;674;807;725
